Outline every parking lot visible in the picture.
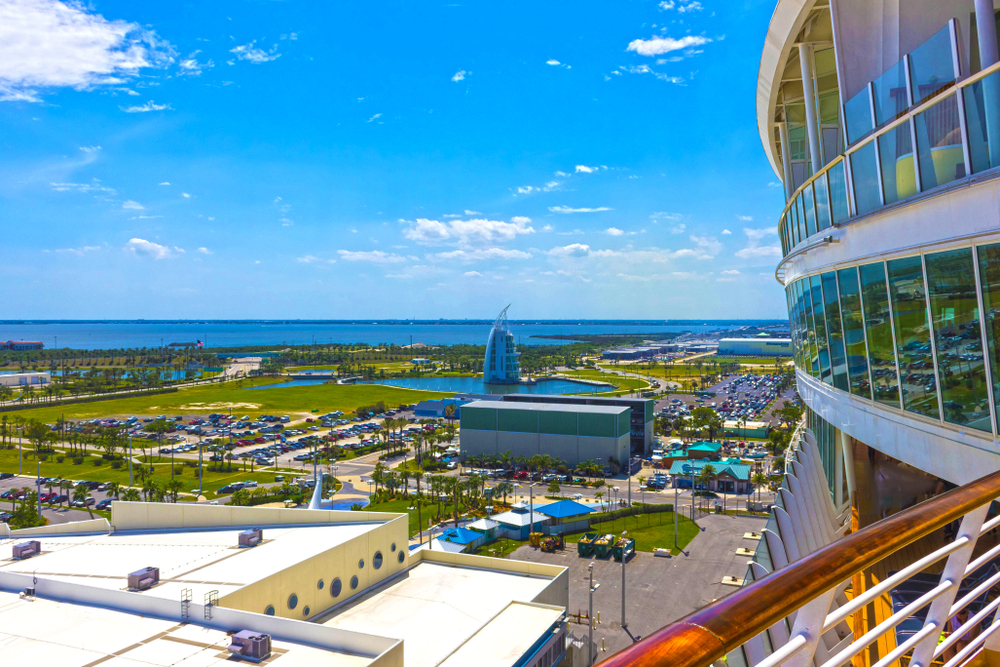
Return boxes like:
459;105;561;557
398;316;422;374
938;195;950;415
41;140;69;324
0;474;114;524
510;511;767;660
656;371;798;428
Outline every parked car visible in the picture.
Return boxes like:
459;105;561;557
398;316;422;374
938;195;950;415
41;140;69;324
51;494;70;504
96;498;116;510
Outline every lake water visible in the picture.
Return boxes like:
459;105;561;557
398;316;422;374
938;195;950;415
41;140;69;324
240;375;611;395
0;320;785;350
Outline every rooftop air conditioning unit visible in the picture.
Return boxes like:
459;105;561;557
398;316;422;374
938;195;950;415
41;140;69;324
239;528;263;547
128;566;160;591
228;630;272;661
13;540;40;560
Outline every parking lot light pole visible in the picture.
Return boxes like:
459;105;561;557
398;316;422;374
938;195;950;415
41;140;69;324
37;461;42;519
198;438;204;500
128;433;133;487
674;484;679;551
588;561;598;667
18;425;23;476
621;530;628;630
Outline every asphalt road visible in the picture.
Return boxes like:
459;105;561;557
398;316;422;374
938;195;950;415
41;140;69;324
0;475;114;524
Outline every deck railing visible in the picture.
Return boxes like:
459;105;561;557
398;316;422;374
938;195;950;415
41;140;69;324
600;455;1000;667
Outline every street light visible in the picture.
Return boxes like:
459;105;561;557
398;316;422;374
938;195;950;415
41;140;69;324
620;530;628;630
588;561;599;667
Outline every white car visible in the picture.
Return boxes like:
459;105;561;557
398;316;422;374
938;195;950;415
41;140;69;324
243;480;258;488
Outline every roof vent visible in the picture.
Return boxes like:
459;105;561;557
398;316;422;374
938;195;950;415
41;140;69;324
128;566;160;591
12;540;40;560
239;528;263;548
228;630;272;661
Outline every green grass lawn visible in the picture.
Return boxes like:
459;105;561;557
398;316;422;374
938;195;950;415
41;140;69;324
363;496;475;538
557;369;649;396
564;512;699;555
0;447;298;496
6;378;452;422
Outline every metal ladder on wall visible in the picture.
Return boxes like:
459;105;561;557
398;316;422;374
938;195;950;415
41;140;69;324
204;590;218;620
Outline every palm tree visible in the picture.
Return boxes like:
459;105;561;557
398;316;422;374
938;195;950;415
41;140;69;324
73;483;94;519
122;488;142;502
594;491;604;511
165;478;183;503
105;481;121;500
637;475;646;505
752;472;768;502
59;479;72;506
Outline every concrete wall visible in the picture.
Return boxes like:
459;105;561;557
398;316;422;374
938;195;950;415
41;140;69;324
220;515;410;621
461;429;629;467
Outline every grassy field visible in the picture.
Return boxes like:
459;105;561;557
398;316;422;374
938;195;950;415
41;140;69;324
0;448;302;496
6;378;451;422
566;511;699;555
557;369;649;396
364;496;470;537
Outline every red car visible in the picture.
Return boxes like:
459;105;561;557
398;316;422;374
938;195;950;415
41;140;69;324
39;492;57;503
514;471;529;480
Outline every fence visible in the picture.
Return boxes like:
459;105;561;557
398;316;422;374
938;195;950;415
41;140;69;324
590;503;675;526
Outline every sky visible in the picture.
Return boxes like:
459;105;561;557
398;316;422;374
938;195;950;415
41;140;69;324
0;0;787;320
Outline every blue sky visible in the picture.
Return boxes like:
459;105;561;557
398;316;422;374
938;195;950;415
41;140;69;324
0;0;786;320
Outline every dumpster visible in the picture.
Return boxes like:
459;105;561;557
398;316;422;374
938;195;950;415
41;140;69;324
594;534;615;558
577;533;598;556
529;532;544;548
612;537;635;561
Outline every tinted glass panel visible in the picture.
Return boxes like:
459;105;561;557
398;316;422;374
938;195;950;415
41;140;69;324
860;262;900;407
844;86;874;145
879;121;917;204
803;185;816;237
977;243;1000;431
838;267;872;398
908;25;956;106
925;248;990;432
814;173;831;231
802;277;820;378
829;160;851;223
795;196;805;243
798;280;810;372
873;61;909;126
963;70;1000;174
822;272;849;391
915;94;965;190
851;142;881;215
887;256;940;419
811;275;832;384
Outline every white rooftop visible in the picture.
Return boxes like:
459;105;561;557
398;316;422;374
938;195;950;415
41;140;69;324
317;561;556;667
0;587;371;667
0;522;376;603
438;602;564;667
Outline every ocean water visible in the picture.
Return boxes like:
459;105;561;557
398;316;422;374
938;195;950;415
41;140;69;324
0;320;786;351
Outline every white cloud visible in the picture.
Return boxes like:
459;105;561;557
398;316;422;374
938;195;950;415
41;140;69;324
53;244;101;255
650;212;682;221
296;255;319;263
279;217;294;226
722;269;740;275
50;180;115;194
541;224;554;232
79;145;101;153
721;229;732;235
627;35;711;57
427;248;532;263
121;200;143;210
178;50;214;76
616;64;686;84
464;271;483;277
129;214;161;220
605;227;625;236
402;217;535;246
0;0;174;103
451;70;467;82
548;206;612;214
737;215;753;221
575;165;597;173
516;185;535;194
119;100;171;113
768;181;783;188
660;0;704;11
158;181;170;186
230;41;280;64
336;250;406;263
690;235;721;256
735;227;780;258
197;247;212;255
464;209;481;216
547;243;591;258
546;59;571;69
367;113;382;123
124;237;178;259
670;223;686;234
181;192;191;198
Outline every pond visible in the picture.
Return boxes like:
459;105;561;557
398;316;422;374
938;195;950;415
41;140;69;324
239;375;613;395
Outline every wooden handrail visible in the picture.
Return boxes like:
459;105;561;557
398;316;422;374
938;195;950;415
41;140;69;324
599;469;1000;667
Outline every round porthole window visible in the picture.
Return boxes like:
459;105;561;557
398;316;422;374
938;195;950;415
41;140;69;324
390;543;396;553
358;558;365;569
303;606;310;617
373;551;383;570
398;551;405;564
331;578;343;598
350;575;359;590
265;605;275;616
288;594;298;610
317;579;325;590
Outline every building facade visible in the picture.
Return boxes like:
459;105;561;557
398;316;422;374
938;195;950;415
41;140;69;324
718;338;792;356
483;305;520;384
459;400;631;468
0;341;43;351
767;0;1000;487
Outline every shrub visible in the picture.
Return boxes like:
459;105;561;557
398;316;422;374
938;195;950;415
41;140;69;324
173;465;185;476
111;461;123;469
73;457;84;465
91;458;102;466
56;456;65;463
39;454;49;462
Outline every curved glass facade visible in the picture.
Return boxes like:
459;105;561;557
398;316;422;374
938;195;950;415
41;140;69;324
786;241;1000;436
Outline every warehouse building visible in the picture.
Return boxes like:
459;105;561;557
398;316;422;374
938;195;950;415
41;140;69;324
459;400;631;468
0;371;50;387
501;394;655;457
718;337;792;356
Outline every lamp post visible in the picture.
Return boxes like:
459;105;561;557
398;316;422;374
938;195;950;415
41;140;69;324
621;529;628;630
674;482;679;551
588;562;599;667
198;435;204;500
18;425;23;476
128;432;133;487
37;460;42;520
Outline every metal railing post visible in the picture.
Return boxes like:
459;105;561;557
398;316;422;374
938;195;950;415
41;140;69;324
910;504;989;667
784;588;838;667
